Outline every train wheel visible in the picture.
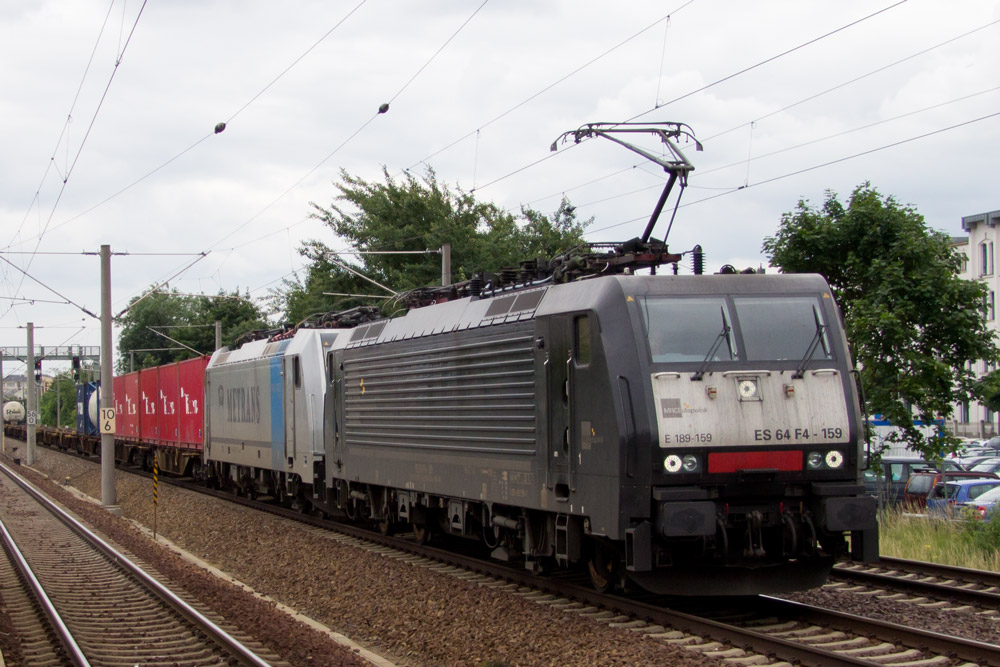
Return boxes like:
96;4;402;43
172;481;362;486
587;542;617;593
412;523;431;545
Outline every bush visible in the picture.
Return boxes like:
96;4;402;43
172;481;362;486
959;509;1000;553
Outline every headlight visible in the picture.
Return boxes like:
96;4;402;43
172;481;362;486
664;454;682;473
807;450;845;470
825;450;844;468
682;455;700;472
737;378;759;400
806;451;824;469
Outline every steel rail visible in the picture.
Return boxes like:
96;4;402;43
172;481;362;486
832;564;1000;607
21;441;1000;666
756;595;1000;666
873;554;1000;588
0;515;90;666
0;462;272;667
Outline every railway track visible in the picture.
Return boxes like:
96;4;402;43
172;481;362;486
0;461;285;666
831;556;1000;611
20;442;1000;666
220;509;1000;667
169;481;1000;666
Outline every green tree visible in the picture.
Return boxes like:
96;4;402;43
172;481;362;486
116;288;266;372
275;248;363;327
282;167;590;323
762;183;999;460
40;370;77;428
975;370;1000;434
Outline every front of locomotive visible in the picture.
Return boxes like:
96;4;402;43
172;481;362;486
624;273;877;595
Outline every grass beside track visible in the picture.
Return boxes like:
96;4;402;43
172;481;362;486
878;506;1000;571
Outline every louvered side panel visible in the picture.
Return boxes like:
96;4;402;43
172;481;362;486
343;327;536;454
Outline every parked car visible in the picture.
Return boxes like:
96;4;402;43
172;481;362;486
953;455;997;469
864;457;962;505
958;484;1000;520
948;439;986;458
970;458;1000;475
927;478;1000;517
903;470;1000;509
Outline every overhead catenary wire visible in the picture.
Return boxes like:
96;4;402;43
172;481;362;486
407;1;695;173
698;15;1000;147
623;0;910;123
0;254;98;319
8;0;118;250
512;14;1000;220
585;109;1000;236
569;83;1000;211
20;0;150;256
5;3;993;354
115;253;210;319
461;0;911;203
3;0;150;321
7;2;372;257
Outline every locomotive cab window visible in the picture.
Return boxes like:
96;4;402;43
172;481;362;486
639;296;736;363
733;296;831;361
293;356;302;388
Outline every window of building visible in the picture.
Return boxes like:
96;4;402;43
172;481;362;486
981;241;994;276
990;290;996;322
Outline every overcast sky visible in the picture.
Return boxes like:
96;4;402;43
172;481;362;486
2;0;999;375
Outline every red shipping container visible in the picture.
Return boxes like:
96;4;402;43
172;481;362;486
113;375;125;437
116;372;140;439
139;368;158;442
177;356;208;449
158;363;180;446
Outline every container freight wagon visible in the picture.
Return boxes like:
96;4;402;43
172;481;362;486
75;382;100;436
113;373;140;439
112;356;210;475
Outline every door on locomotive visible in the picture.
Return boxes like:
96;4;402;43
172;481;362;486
542;314;572;501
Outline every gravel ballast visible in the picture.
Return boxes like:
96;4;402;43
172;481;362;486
14;445;998;665
15;447;715;666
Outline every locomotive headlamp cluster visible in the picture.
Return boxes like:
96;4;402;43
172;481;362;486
806;450;845;470
663;453;701;473
736;378;759;401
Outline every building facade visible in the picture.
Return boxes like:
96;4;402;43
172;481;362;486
950;209;1000;438
1;373;53;403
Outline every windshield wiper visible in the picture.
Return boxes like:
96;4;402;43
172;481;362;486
692;307;733;381
792;306;828;379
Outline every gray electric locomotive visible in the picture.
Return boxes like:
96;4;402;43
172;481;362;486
202;122;877;594
320;270;876;595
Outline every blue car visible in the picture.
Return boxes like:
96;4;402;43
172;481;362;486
928;479;1000;517
959;485;1000;520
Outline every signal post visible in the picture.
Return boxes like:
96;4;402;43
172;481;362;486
100;245;119;514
